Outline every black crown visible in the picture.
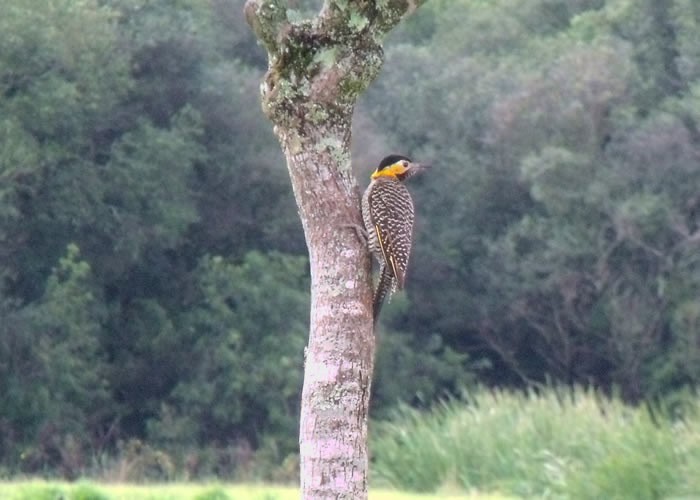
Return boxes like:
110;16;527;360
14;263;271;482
377;154;411;170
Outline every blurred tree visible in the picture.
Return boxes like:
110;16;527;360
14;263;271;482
475;66;700;398
0;244;109;475
147;252;308;454
359;0;700;400
91;107;204;276
190;59;304;257
0;0;131;301
672;0;700;84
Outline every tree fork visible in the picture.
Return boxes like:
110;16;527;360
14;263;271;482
244;1;425;497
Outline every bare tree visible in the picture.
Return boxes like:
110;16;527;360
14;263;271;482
244;0;425;497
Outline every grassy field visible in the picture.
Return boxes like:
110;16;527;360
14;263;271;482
0;481;511;500
4;388;700;500
372;387;700;499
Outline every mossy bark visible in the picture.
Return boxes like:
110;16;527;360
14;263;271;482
244;1;425;498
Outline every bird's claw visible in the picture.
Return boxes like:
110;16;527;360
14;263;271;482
341;223;368;246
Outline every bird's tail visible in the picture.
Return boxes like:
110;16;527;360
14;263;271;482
373;264;396;324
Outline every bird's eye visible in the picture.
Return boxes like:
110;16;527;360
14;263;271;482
401;160;409;167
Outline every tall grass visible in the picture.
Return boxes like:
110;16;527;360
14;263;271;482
371;387;700;499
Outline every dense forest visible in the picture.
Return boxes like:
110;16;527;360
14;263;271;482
1;0;700;479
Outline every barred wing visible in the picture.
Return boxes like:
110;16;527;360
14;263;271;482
367;179;414;289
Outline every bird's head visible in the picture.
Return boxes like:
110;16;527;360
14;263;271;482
371;154;430;181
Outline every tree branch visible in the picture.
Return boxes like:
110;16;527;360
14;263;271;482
368;0;425;34
318;0;427;38
244;0;289;56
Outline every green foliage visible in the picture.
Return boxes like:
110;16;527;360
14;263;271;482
99;106;203;260
373;327;479;417
147;252;309;459
0;244;108;474
0;0;130;137
29;244;108;417
359;0;700;401
3;0;700;481
373;387;700;498
0;0;131;300
1;0;304;476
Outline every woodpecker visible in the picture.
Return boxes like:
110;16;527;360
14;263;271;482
362;154;429;323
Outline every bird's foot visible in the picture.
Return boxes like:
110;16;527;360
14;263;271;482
341;223;369;246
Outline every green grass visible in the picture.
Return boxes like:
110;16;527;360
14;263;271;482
6;388;700;500
0;481;510;500
372;387;700;499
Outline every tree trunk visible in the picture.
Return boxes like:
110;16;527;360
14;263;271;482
244;1;425;497
281;120;376;499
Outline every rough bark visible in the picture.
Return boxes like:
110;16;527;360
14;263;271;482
244;1;426;498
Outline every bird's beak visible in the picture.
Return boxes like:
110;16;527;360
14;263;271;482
399;161;430;180
410;162;431;171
